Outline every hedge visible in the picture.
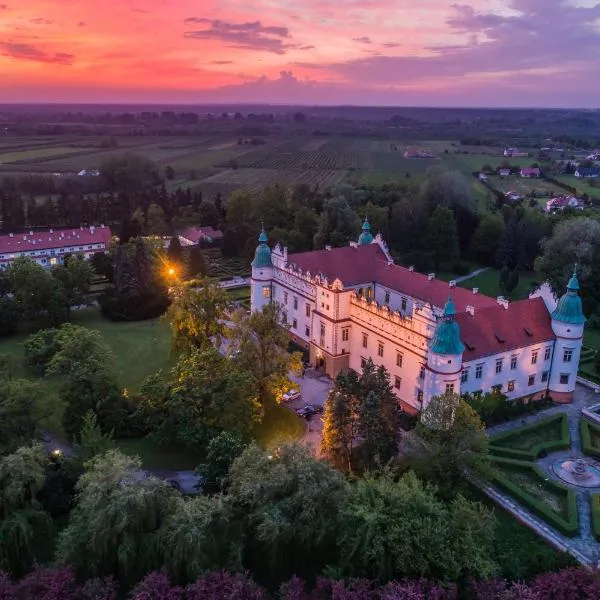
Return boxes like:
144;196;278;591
592;494;600;542
580;346;596;364
489;413;570;460
580;418;600;459
578;368;600;384
487;456;579;537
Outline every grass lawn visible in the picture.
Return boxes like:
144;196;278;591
492;419;564;452
253;404;307;450
114;437;206;471
458;268;539;300
555;175;600;199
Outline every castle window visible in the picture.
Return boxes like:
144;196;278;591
305;326;310;337
262;286;270;298
495;359;503;374
560;373;570;385
528;374;535;386
377;342;384;357
282;311;288;324
563;349;573;363
475;364;483;379
293;297;298;310
396;352;403;368
461;368;469;383
417;389;424;404
419;366;425;380
283;291;288;304
531;351;538;365
305;303;310;317
394;376;401;390
361;357;367;369
384;291;390;304
292;318;297;330
342;328;349;342
544;347;552;361
510;355;517;370
401;297;407;311
445;383;454;394
320;323;326;346
362;333;368;348
507;380;515;392
542;371;549;382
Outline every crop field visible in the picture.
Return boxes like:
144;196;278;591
488;176;565;198
555;175;600;199
0;146;83;163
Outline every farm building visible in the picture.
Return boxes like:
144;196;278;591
178;226;224;246
545;196;584;212
575;167;599;178
503;147;528;157
520;167;541;178
0;226;111;269
251;222;584;414
498;168;511;177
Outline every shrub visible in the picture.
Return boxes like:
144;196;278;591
489;413;570;460
23;327;60;372
488;456;578;536
451;260;471;276
580;419;600;458
464;391;553;426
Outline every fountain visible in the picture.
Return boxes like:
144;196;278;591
553;457;600;487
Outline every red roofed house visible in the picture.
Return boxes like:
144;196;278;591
520;167;541;178
0;226;112;270
250;220;584;414
178;226;224;246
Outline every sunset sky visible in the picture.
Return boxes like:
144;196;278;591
1;0;599;106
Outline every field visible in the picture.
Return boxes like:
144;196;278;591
554;175;600;199
487;175;565;199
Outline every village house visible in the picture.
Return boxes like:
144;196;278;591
178;226;224;246
498;168;511;177
520;167;541;178
575;167;600;178
545;196;584;213
504;147;528;157
0;226;111;269
251;221;584;414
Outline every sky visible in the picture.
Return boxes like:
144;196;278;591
0;0;599;107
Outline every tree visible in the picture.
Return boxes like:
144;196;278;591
146;204;168;235
336;471;497;584
100;153;160;194
196;431;247;494
0;380;46;455
227;443;348;585
470;215;506;266
0;445;52;576
198;201;220;227
421;166;476;215
0;296;20;337
146;348;260;448
406;393;490;496
90;252;114;281
313;197;360;248
186;246;206;278
505;268;520;295
167;237;184;271
57;450;177;582
499;265;510;292
426;206;459;268
167;280;229;354
165;165;175;181
229;303;302;409
74;411;115;462
51;254;94;313
535;217;600;295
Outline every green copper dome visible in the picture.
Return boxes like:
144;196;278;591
430;297;465;355
252;227;272;268
358;217;373;245
552;269;585;325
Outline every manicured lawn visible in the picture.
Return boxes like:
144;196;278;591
458;268;539;300
114;437;206;471
253;404;307;450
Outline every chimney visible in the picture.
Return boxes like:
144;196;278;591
29;231;33;236
9;233;13;237
466;305;475;316
49;229;53;234
472;287;479;294
349;241;358;248
449;280;456;288
428;273;435;281
408;265;414;271
497;296;509;309
325;245;332;251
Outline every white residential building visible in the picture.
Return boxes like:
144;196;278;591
250;222;584;414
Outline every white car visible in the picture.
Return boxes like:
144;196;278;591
282;389;301;403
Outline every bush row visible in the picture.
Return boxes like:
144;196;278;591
580;346;596;364
489;413;570;460
463;391;554;427
578;368;600;385
487;456;579;537
592;494;600;543
580;418;600;459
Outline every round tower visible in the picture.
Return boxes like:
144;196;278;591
250;226;273;313
357;217;374;245
548;268;585;402
423;297;465;411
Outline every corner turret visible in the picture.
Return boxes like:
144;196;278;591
250;226;273;313
357;217;374;245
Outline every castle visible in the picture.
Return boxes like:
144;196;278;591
250;220;584;414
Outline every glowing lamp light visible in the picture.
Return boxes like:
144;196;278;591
51;449;62;458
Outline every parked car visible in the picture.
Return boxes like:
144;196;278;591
282;389;301;402
296;404;323;419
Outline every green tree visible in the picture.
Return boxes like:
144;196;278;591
196;431;247;494
505;268;520;295
57;450;177;582
407;392;490;496
470;215;506;266
230;303;302;409
166;236;184;271
100;152;160;193
0;380;46;455
227;443;348;584
198;201;220;227
0;444;52;576
0;296;20;336
167;279;230;354
74;411;115;462
499;264;510;292
51;254;94;313
146;203;168;235
313;196;360;248
427;206;459;268
421;166;476;214
337;471;497;583
186;246;207;278
165;165;175;180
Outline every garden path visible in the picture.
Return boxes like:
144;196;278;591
453;267;489;284
478;384;600;566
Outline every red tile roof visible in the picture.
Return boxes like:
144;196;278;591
456;297;554;361
287;243;498;311
179;227;224;243
0;226;111;255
